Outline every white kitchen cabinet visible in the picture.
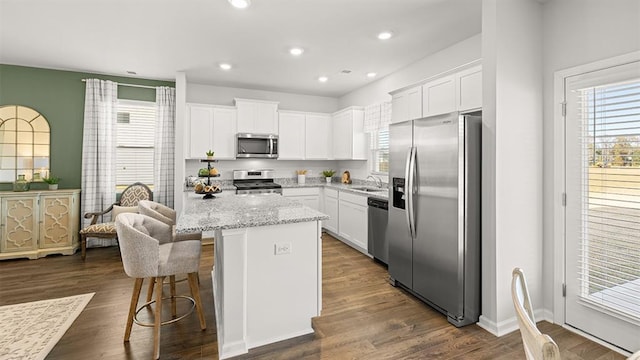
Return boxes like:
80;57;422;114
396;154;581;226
457;65;482;112
422;74;456;117
186;104;237;159
305;113;332;159
331;107;366;160
282;187;320;211
278;111;306;160
391;85;422;124
212;107;237;160
323;188;339;234
337;191;368;252
187;104;214;159
235;98;279;134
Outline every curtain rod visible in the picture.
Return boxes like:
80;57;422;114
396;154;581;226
81;79;167;90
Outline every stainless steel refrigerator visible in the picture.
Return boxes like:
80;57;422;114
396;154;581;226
388;111;481;327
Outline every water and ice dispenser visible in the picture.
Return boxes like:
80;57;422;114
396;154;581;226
392;177;406;210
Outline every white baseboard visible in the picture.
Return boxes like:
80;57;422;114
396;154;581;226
477;308;551;337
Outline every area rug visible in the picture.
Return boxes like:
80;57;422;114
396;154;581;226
0;293;95;360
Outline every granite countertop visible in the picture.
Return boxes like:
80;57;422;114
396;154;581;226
176;193;329;233
278;177;389;200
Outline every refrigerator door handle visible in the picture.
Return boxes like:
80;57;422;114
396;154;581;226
406;146;417;238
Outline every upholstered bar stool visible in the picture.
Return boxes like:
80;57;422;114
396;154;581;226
138;200;203;301
115;213;206;360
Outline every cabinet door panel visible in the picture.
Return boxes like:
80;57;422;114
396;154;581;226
187;105;214;158
40;195;73;248
338;199;368;251
1;197;38;252
332;113;352;159
392;92;408;124
458;66;482;112
256;103;278;134
279;112;306;159
212;108;237;159
305;114;331;159
323;195;338;233
407;86;423;120
423;75;456;117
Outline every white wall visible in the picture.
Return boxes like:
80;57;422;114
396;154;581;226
338;34;482;108
187;83;339;113
479;0;543;336
541;0;640;315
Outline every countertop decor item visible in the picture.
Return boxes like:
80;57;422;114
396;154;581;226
322;170;336;183
206;150;215;160
341;171;352;184
13;174;30;192
297;170;307;185
43;175;60;190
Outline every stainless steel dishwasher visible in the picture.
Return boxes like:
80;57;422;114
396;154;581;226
367;197;389;265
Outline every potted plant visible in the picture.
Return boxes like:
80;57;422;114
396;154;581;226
322;170;336;183
206;150;215;160
43;175;60;190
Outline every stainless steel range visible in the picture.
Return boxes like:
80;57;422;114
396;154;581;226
233;169;282;195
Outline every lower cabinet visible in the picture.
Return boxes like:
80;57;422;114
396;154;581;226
323;188;339;234
322;187;368;254
337;191;368;252
282;187;320;211
0;189;80;260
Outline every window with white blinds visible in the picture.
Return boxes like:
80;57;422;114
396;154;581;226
578;78;640;319
116;100;155;189
371;128;389;173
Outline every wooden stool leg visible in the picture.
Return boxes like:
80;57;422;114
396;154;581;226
146;278;155;302
153;276;164;360
80;234;87;260
188;272;206;330
170;275;177;318
124;278;143;342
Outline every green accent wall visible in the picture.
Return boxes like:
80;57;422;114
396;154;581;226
0;64;174;191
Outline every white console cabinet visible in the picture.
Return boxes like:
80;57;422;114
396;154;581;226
0;189;80;260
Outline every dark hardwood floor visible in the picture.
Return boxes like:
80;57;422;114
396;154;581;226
0;234;625;359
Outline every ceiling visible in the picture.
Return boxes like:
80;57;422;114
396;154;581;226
0;0;482;98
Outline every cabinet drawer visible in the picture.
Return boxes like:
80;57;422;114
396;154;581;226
282;187;320;196
339;191;367;206
324;188;338;199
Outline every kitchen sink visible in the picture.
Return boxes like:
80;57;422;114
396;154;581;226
353;187;386;192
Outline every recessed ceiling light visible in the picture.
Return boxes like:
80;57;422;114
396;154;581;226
228;0;250;9
219;63;232;70
318;76;328;83
289;47;304;56
377;31;393;40
367;72;377;78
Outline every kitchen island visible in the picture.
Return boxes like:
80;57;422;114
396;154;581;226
176;194;328;359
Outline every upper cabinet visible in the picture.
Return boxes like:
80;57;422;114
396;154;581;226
332;107;366;160
422;65;482;117
422;74;456;117
235;98;279;134
390;63;482;121
456;65;482;112
278;110;332;160
391;86;422;124
305;113;332;160
278;111;306;160
186;103;236;159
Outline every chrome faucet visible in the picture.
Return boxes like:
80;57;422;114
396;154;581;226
366;175;383;188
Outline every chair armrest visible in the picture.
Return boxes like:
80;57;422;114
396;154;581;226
83;203;117;225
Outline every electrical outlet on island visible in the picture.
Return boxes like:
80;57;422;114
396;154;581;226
274;242;292;255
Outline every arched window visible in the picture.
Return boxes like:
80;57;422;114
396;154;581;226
0;105;51;182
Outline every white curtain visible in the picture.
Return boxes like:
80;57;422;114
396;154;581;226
364;101;392;133
154;87;175;207
81;79;118;247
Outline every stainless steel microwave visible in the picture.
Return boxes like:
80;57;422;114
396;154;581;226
236;133;278;158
